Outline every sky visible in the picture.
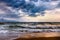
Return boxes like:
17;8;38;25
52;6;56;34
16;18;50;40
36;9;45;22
0;0;60;22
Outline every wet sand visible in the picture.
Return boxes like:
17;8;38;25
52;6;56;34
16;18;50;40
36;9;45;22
14;37;60;40
13;32;60;40
0;32;60;40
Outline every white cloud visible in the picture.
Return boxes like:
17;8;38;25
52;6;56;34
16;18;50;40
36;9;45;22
17;8;60;22
0;9;5;14
3;17;17;21
18;9;29;17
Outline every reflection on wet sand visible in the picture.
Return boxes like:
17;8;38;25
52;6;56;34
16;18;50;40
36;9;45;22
0;32;60;40
13;32;60;40
19;32;60;38
14;37;60;40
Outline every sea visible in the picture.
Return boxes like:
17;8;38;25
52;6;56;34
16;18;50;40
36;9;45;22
0;22;60;40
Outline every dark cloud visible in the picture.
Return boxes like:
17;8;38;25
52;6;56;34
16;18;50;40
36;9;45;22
0;0;25;8
57;3;60;8
0;0;47;16
0;0;60;17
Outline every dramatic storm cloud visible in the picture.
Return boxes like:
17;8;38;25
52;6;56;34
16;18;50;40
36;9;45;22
0;0;60;16
0;0;60;22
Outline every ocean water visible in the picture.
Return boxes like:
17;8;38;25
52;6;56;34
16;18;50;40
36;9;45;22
0;23;60;40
